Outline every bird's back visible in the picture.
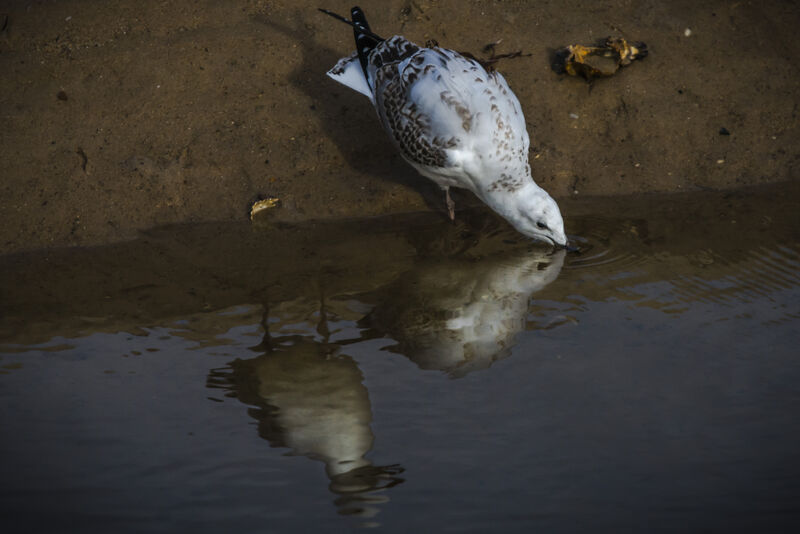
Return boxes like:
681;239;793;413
364;38;532;194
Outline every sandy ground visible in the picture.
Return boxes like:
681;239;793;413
1;0;798;254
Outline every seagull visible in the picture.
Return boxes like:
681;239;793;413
319;6;568;248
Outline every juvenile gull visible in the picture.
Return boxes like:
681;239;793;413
320;6;568;248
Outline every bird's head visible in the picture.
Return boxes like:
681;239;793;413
511;188;568;248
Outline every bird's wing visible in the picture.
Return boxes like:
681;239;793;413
327;52;374;100
369;38;529;177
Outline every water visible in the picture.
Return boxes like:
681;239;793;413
1;184;799;533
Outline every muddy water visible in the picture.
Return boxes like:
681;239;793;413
1;184;799;532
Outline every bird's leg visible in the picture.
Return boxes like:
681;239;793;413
445;187;455;221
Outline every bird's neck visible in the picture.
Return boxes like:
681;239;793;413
475;175;545;221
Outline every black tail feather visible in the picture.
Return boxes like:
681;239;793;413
318;6;383;75
350;7;377;74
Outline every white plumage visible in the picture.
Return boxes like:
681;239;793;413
322;7;568;248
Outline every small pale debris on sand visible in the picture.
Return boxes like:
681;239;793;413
250;196;281;221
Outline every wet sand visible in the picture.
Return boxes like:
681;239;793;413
1;0;798;253
3;180;798;345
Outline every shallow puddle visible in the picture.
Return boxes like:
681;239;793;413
1;184;799;532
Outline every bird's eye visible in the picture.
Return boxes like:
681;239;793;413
536;221;548;230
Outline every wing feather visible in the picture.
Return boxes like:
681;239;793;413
327;52;373;100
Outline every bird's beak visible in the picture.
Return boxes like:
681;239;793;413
563;241;580;253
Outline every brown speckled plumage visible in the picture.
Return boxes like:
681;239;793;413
364;36;531;185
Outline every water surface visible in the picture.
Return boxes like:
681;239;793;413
1;184;799;532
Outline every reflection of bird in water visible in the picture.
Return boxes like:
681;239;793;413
209;337;402;521
320;6;568;247
365;248;565;377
